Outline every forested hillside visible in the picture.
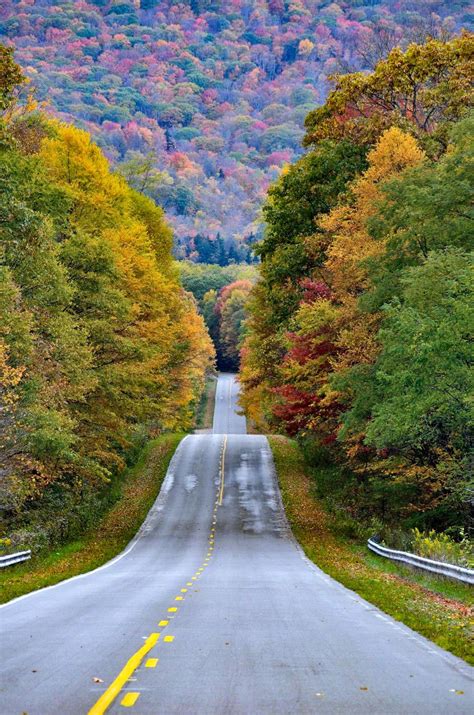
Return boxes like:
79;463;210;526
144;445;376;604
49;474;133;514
240;35;474;542
1;1;471;258
0;48;214;551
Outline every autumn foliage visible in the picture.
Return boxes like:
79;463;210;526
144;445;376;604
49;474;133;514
0;0;470;254
240;36;473;533
0;53;214;548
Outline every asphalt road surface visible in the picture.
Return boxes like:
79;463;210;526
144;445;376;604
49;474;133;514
1;373;472;714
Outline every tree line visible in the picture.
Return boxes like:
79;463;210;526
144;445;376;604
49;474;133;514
179;261;256;371
0;47;214;550
240;35;473;536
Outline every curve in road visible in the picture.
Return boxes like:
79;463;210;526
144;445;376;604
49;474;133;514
1;373;472;714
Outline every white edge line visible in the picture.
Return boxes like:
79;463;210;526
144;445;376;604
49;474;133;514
0;435;191;611
264;436;474;680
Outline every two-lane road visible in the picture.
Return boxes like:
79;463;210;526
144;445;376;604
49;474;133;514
213;372;247;434
1;373;472;713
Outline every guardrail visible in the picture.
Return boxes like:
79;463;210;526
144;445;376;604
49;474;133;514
367;538;474;585
0;550;32;569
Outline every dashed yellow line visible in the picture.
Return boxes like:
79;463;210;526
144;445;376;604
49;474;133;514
121;692;140;707
88;633;160;715
89;435;226;713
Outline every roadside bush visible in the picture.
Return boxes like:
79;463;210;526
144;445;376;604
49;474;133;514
411;528;473;568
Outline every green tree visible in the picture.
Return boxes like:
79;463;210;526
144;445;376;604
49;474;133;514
340;250;473;527
258;140;367;325
362;114;474;313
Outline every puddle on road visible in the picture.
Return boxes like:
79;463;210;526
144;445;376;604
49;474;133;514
235;447;283;534
184;473;198;492
162;472;175;494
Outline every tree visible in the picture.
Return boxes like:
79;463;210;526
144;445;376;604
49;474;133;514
215;280;253;370
340;250;473;528
361;114;474;313
270;127;426;453
304;35;474;156
258;140;367;325
0;58;214;548
240;140;366;428
0;45;25;112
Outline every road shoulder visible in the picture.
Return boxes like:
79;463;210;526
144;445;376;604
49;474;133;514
0;433;184;604
269;434;474;665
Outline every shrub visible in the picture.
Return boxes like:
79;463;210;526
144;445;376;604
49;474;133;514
410;528;473;568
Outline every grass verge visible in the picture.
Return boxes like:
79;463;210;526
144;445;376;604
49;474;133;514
0;433;184;604
194;375;217;430
269;435;474;665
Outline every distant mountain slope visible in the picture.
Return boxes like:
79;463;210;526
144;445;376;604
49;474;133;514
1;1;471;252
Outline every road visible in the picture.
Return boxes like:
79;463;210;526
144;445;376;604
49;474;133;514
213;372;247;435
1;373;472;714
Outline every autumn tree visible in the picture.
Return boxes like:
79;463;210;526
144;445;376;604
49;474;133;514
214;280;253;371
304;34;474;156
0;53;214;549
241;40;473;531
240;140;366;428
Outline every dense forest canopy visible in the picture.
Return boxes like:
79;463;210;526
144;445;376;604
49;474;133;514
179;261;258;369
0;48;214;550
240;35;474;537
0;0;471;258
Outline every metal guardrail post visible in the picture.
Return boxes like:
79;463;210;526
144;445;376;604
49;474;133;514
0;550;32;569
367;538;474;585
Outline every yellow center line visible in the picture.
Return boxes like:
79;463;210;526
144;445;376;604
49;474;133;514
218;435;227;506
88;633;160;715
90;430;225;714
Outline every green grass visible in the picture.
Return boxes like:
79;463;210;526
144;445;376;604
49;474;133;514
0;433;184;604
269;435;474;665
194;375;217;430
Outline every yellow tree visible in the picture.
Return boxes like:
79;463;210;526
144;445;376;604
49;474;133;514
313;127;426;374
40;122;213;461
